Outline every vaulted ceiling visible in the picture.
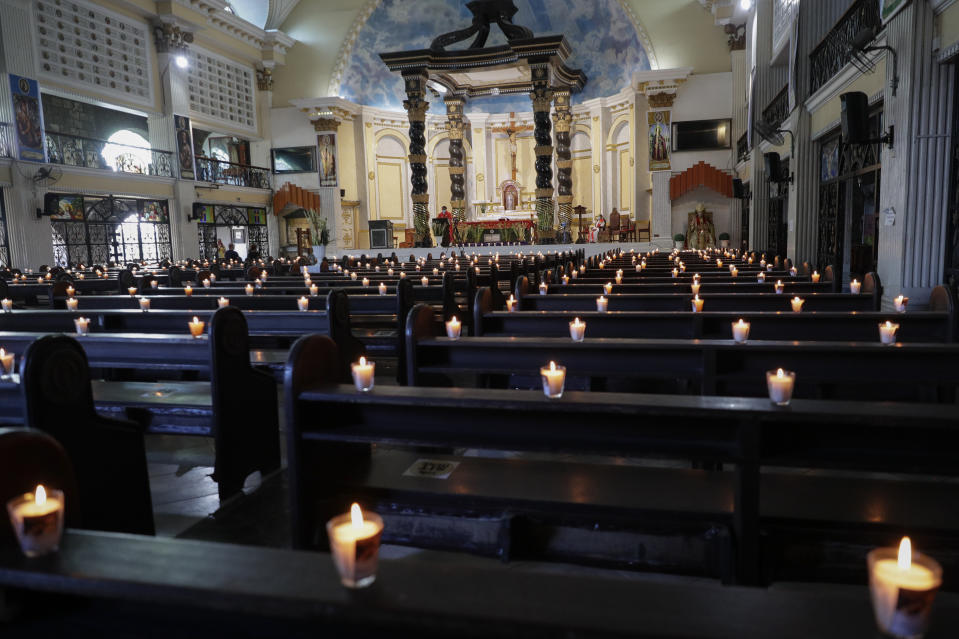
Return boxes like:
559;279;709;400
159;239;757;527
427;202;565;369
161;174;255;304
267;0;739;107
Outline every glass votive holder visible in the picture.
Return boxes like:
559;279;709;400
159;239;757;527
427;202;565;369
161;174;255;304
1;298;12;312
139;298;151;312
74;317;90;335
446;316;462;340
867;538;942;639
188;317;205;338
569;318;586;342
327;504;384;589
66;297;79;311
351;357;375;392
732;319;750;344
766;368;795;406
894;295;909;313
217;297;230;308
540;361;566;399
6;485;64;557
879;321;900;345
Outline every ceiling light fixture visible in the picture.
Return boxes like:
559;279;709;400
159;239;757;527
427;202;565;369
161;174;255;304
175;54;189;69
740;0;752;10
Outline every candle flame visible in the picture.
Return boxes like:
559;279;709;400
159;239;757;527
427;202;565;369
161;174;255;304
351;503;363;528
359;356;367;366
777;368;785;378
549;361;556;372
192;316;199;323
737;319;746;327
574;317;581;325
450;316;458;323
793;296;801;303
35;484;46;505
898;536;912;570
885;321;894;329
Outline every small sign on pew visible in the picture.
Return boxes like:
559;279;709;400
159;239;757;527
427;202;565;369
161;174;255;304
403;459;460;479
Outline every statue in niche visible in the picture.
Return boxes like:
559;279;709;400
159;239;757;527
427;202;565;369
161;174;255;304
503;183;518;211
686;204;716;249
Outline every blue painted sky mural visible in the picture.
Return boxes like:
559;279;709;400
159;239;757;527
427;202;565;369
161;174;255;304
337;0;651;114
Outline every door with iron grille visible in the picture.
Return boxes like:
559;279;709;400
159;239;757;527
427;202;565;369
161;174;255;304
195;205;269;260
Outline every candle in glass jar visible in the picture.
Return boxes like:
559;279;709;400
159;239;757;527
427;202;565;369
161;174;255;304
868;537;942;639
569;317;586;342
66;285;75;296
774;280;784;294
184;285;193;297
757;272;766;283
298;296;309;312
433;268;439;276
66;297;79;311
445;316;462;340
596;295;608;312
378;282;387;295
716;259;723;268
562;275;569;286
351;356;375;392
351;272;358;280
539;282;548;295
74;316;90;335
894;295;908;313
139;298;151;312
730;267;738;277
811;271;820;283
604;282;613;295
362;278;370;287
217;297;229;308
421;276;429;287
790;296;804;313
850;279;861;294
0;348;14;375
540;361;566;399
506;295;517;312
672;268;678;278
691;295;704;313
128;286;138;296
151;279;159;289
188;316;205;338
5;485;64;557
766;368;795;406
732;319;750;344
690;282;701;295
571;270;578;279
242;283;253;296
879;321;899;345
326;503;384;589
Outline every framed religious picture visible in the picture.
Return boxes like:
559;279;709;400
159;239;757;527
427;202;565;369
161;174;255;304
232;227;246;243
317;133;338;187
174;114;195;180
648;111;671;171
8;74;46;162
881;0;909;23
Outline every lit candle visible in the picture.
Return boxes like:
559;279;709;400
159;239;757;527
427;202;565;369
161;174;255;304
74;316;90;335
362;278;370;287
580;265;586;273
571;270;578;279
748;257;754;264
635;264;642;272
0;348;14;375
672;268;678;278
375;266;380;272
774;280;784;294
506;295;517;312
78;274;85;280
151;279;158;289
562;275;569;286
433;268;439;276
757;272;766;283
217;297;229;308
615;274;623;284
378;282;387;295
66;297;79;311
811;271;820;283
351;356;375;392
879;321;900;345
789;267;797;277
128;286;138;296
246;284;255;296
139;298;151;312
596;295;608;312
850;279;861;294
569;317;585;342
255;278;263;289
388;268;394;276
732;319;750;344
351;272;358;280
421;276;429;287
184;285;193;297
767;264;774;272
690;282;701;295
760;259;766;267
790;296;804;312
188;316;205;338
326;503;384;589
5;485;65;557
298;296;309;312
44;273;51;280
766;368;795;406
730;266;738;277
66;285;75;296
894;295;909;313
539;282;548;295
716;259;723;268
202;278;211;288
445;316;462;340
603;282;613;295
868;537;942;638
691;295;704;313
540;361;567;399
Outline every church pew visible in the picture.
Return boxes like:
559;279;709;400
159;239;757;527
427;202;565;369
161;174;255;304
516;291;880;313
407;304;959;402
8;531;959;638
473;287;956;343
287;335;959;586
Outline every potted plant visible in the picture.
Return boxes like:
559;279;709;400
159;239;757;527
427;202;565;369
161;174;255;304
718;232;730;249
304;209;329;273
673;233;685;250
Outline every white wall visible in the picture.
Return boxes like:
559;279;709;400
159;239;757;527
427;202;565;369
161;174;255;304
670;72;735;174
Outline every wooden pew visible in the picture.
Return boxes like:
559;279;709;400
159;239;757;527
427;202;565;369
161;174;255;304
287;336;959;586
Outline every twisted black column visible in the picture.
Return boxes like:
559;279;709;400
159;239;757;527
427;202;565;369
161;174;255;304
403;70;431;247
553;89;573;242
530;64;554;236
445;97;466;227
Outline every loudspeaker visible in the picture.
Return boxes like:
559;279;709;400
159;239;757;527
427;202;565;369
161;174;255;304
368;220;394;249
841;91;870;144
764;152;781;182
43;192;60;216
340;189;346;198
733;178;746;199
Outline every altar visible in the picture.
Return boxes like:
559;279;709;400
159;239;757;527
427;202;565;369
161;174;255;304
458;219;535;244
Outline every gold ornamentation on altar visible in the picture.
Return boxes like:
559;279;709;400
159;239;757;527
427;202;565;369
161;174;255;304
255;68;273;91
312;117;340;132
647;92;676;108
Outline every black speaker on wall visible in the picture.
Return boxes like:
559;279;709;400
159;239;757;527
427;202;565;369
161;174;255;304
841;91;870;144
733;178;746;199
763;152;782;182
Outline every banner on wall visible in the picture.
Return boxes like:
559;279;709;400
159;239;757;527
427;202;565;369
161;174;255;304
647;111;671;172
174;114;195;180
8;74;46;162
318;133;338;187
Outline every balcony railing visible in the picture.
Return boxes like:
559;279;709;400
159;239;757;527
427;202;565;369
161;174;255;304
45;131;175;177
772;0;800;58
736;132;749;164
195;156;272;190
762;86;790;130
809;0;882;96
0;123;12;159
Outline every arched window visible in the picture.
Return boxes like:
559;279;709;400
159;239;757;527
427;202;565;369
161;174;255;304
101;129;152;174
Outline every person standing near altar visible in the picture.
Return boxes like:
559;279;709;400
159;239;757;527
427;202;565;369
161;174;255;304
438;206;454;247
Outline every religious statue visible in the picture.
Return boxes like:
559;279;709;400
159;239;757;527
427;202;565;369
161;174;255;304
318;134;337;186
504;184;518;211
686;204;716;249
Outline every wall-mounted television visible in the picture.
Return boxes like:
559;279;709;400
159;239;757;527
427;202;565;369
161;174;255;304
271;146;317;174
671;119;732;152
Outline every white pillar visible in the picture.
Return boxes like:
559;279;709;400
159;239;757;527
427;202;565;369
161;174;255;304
651;170;672;247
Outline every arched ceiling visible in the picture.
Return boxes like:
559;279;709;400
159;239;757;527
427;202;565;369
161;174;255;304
272;0;735;109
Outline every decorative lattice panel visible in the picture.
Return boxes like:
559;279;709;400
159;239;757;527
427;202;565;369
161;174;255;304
187;47;256;132
35;0;153;107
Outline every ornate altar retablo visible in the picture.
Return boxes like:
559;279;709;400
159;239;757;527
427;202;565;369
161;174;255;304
686;204;716;249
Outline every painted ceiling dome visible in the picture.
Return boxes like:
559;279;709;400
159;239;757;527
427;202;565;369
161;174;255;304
336;0;652;114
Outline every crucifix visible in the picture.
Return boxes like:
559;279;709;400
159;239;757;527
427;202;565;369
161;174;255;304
491;112;533;182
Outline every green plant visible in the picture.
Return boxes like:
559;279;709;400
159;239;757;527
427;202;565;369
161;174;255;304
303;209;329;246
673;233;685;242
718;232;730;241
